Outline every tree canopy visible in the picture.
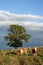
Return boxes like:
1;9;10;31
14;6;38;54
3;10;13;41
5;25;31;48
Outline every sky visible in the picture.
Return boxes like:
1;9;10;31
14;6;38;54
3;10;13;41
0;0;43;15
0;0;43;49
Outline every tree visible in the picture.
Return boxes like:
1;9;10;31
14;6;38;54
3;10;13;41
5;25;31;49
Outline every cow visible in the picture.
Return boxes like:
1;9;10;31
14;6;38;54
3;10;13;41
32;47;37;55
18;48;28;55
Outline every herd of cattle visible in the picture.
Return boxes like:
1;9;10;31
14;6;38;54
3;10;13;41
18;47;37;55
1;47;38;55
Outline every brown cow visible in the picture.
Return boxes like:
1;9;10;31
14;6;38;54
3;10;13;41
18;48;28;55
32;47;37;55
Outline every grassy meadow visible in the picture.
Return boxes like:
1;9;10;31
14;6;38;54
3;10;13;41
0;47;43;65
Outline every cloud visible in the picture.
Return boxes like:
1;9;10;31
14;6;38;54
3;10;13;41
0;10;43;31
0;10;43;48
24;22;43;30
0;10;43;21
0;21;43;30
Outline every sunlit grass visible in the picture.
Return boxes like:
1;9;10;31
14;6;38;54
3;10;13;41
0;47;43;65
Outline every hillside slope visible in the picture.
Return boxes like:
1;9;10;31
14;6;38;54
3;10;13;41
0;47;43;65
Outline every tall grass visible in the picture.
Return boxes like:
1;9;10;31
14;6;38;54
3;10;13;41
0;47;43;65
